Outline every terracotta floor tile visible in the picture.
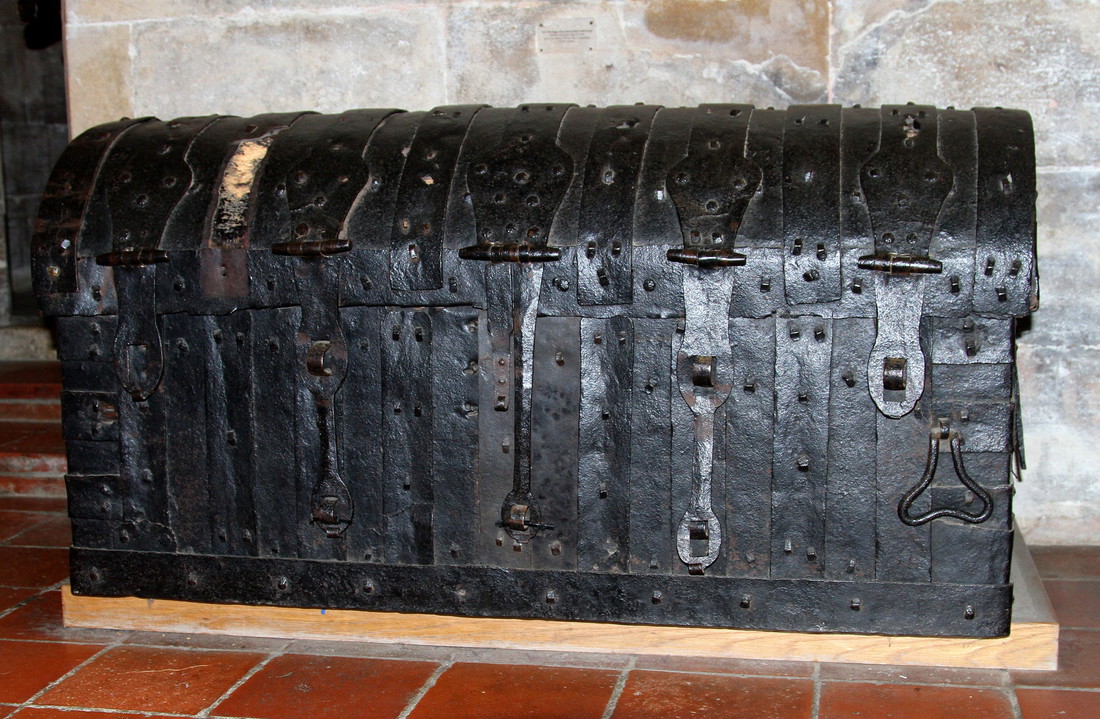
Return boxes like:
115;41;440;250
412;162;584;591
212;653;438;719
7;516;71;548
634;654;815;677
1031;546;1100;580
819;661;1008;686
0;547;69;587
0;586;38;614
36;645;264;714
1016;688;1100;718
612;671;813;719
0;497;66;513
0;640;102;703
0;591;122;643
0;510;48;542
408;662;618;719
1042;580;1100;629
819;683;1014;719
9;710;159;719
1013;629;1100;689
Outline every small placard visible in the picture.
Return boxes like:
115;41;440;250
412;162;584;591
537;18;596;54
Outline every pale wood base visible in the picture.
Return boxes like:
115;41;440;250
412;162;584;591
62;536;1058;671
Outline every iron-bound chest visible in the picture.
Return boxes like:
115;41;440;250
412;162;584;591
34;103;1037;637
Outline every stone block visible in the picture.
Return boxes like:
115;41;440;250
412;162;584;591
66;23;134;135
447;2;826;108
65;0;436;24
1015;344;1100;544
625;0;830;80
1014;170;1100;544
1019;171;1100;350
832;0;1100;167
127;9;447;120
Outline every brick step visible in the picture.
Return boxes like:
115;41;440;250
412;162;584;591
0;362;67;497
0;398;63;422
0;361;62;423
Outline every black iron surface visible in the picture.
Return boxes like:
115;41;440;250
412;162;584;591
36;103;1038;638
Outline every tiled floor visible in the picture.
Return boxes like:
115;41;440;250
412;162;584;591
1;363;1099;718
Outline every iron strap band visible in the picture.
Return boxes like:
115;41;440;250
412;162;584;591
389;105;485;290
462;104;574;261
285;109;400;248
162;112;305;252
35;117;149;295
972;107;1036;317
782;104;842;304
575;105;660;305
70;547;1014;638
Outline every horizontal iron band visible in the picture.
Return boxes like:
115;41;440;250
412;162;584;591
458;243;561;263
857;253;943;275
95;249;170;267
70;547;1011;638
666;247;747;268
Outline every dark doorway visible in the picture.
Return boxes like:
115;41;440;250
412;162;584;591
1;0;68;323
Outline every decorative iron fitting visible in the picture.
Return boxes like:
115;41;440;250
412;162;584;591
666;247;746;268
666;105;760;270
271;238;352;256
898;419;994;526
458;243;561;263
856;253;943;275
860;105;952;419
465;105;574;545
666;105;758;574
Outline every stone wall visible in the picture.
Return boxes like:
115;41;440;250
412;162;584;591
62;0;1100;544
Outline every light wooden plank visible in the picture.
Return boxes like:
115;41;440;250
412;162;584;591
62;536;1058;671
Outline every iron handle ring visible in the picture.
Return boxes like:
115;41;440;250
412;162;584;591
898;425;995;526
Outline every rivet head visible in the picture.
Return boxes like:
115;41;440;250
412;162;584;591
651;590;663;604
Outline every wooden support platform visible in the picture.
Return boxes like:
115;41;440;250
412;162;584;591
63;537;1058;671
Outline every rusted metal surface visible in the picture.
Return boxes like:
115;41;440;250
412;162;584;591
35;103;1038;638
